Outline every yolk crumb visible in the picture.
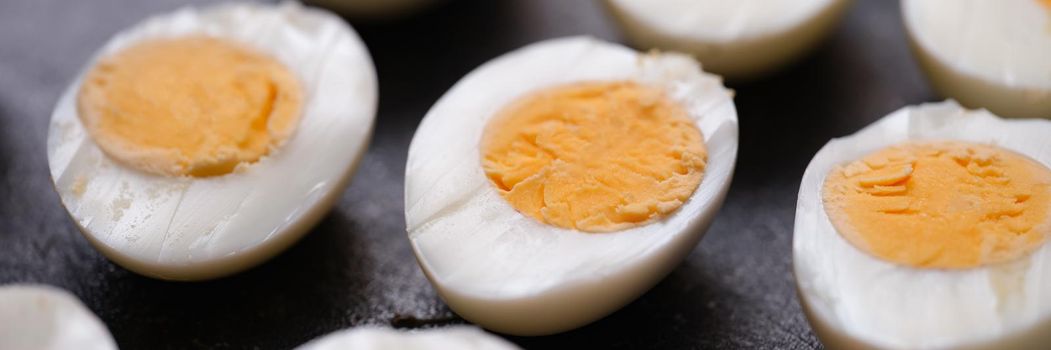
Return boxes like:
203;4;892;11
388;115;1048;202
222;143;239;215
480;81;707;232
823;141;1051;269
77;36;303;177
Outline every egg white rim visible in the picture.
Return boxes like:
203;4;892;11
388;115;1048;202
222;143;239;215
0;284;117;350
901;0;1051;91
295;326;519;350
605;0;848;43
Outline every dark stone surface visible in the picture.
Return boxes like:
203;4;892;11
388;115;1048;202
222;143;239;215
0;0;934;348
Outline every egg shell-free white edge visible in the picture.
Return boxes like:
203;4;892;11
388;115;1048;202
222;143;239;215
296;326;520;350
605;0;851;80
902;0;1051;119
306;0;438;19
0;285;117;350
46;2;378;281
794;101;1051;349
405;36;738;336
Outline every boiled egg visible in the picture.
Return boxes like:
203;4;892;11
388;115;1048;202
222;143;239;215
297;326;519;350
46;2;377;280
795;101;1051;349
604;0;852;80
0;285;116;350
404;36;738;335
306;0;439;19
903;0;1051;119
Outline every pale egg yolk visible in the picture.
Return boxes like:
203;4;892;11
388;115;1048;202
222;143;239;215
480;81;707;232
77;36;303;177
823;141;1051;269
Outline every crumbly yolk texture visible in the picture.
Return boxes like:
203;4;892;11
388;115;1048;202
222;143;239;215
77;36;302;177
823;141;1051;269
480;81;707;232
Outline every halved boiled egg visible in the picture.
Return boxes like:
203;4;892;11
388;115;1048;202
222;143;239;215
0;285;116;350
47;2;377;280
405;36;738;335
604;0;852;80
795;101;1051;349
903;0;1051;119
296;326;519;350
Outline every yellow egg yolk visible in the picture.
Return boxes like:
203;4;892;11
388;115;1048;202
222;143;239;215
1043;0;1051;26
77;36;303;177
823;141;1051;269
480;81;707;232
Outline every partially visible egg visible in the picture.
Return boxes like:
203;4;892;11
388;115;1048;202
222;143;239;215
795;101;1051;349
47;2;377;280
0;285;116;350
296;326;520;350
604;0;852;80
405;36;738;335
305;0;439;19
903;0;1051;119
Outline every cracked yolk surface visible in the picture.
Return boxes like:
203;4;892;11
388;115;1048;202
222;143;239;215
823;141;1051;268
480;81;707;232
77;36;302;177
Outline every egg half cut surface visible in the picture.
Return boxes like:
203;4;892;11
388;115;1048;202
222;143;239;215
795;101;1051;349
903;0;1051;119
46;2;377;281
405;36;738;335
604;0;852;80
297;326;520;350
0;285;116;350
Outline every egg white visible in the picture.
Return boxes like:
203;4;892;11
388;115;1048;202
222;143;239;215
46;2;378;281
296;326;519;350
903;0;1051;119
794;101;1051;349
0;285;116;350
306;0;438;19
405;36;738;336
604;0;852;80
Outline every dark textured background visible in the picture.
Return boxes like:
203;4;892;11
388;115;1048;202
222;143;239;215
0;0;932;348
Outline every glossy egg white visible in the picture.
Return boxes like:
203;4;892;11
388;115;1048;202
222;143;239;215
795;101;1051;349
0;285;116;350
903;0;1051;119
46;2;378;281
307;0;438;19
405;36;738;335
297;326;520;350
604;0;852;80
